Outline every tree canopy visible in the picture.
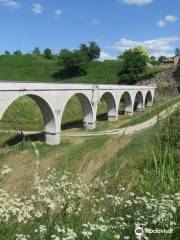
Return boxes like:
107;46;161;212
118;47;148;84
58;49;89;78
44;48;52;59
33;47;41;55
80;41;100;61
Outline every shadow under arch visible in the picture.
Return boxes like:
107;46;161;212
119;91;133;115
97;92;117;121
134;91;144;111
145;91;153;107
61;93;94;130
0;94;57;145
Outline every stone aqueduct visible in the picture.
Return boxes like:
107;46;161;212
0;82;155;145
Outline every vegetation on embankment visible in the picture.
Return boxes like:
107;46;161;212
0;55;170;84
0;107;179;240
120;95;180;128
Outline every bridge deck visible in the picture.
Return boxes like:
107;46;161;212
0;82;155;91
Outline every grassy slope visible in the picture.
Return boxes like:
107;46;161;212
95;108;180;193
0;55;170;84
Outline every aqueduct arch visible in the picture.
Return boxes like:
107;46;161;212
119;91;133;115
98;92;118;121
61;92;95;130
0;94;59;145
145;91;153;107
134;91;144;111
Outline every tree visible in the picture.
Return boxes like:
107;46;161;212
150;56;160;65
44;48;52;59
58;49;89;77
118;47;147;84
158;56;167;63
80;41;100;61
133;46;149;59
33;47;41;55
175;48;180;56
4;50;10;55
13;50;22;55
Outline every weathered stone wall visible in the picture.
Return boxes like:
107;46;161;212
138;66;180;100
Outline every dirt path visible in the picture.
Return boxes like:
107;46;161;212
62;102;179;137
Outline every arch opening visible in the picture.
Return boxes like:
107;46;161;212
0;95;58;145
119;91;133;115
97;92;117;121
134;91;144;111
145;91;153;107
61;93;94;130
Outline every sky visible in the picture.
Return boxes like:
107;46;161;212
0;0;180;60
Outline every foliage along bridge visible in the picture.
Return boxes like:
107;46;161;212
0;82;155;145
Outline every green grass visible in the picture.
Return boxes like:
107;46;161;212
1;109;179;240
96;108;180;196
0;55;169;84
0;55;59;82
0;132;15;145
120;95;180;128
140;64;172;79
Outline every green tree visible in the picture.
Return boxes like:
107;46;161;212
44;48;52;59
158;56;167;63
175;48;180;56
118;47;147;84
33;47;41;55
150;56;160;65
80;41;100;61
133;46;149;59
4;50;10;55
58;49;89;77
13;50;22;55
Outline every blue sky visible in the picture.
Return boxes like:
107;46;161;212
0;0;180;60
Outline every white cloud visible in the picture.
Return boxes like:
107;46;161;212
165;15;178;23
119;0;153;6
0;0;20;9
157;15;178;28
92;19;100;25
157;20;166;28
54;9;62;16
99;51;116;61
108;37;180;57
32;3;43;14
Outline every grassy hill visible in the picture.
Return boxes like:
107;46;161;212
0;54;169;84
